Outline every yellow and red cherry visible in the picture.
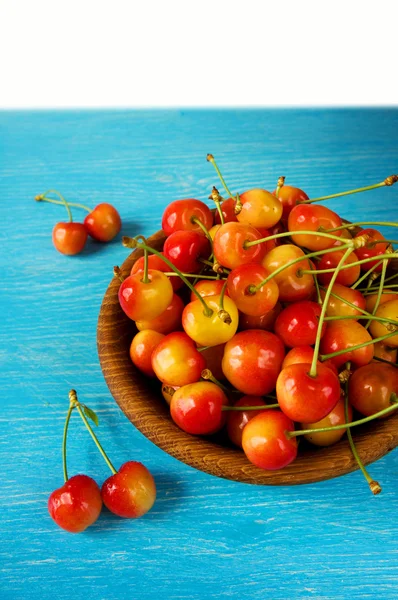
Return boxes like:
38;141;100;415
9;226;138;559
226;396;266;448
53;222;88;255
161;383;179;405
118;270;173;321
242;410;297;470
236;189;283;229
226;263;279;317
163;230;210;274
131;253;184;291
84;203;122;242
101;461;156;518
162;199;213;236
365;290;397;313
373;341;397;364
170;381;228;435
274;300;326;348
182;295;239;347
302;394;353;446
282;345;338;377
320;283;366;319
213;222;267;270
190;279;229;302
48;474;102;533
276;363;341;423
238;302;282;332
369;299;398;348
222;330;285;395
215;198;238;224
129;330;165;377
209;225;222;240
317;249;360;286
348;362;398;417
288;204;342;250
262;244;315;302
200;344;226;381
354;228;389;272
135;293;184;335
273;185;309;222
320;320;374;369
151;331;206;386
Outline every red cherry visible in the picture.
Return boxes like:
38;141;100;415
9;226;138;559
242;410;297;470
162;199;213;236
288;204;342;251
163;230;210;273
262;244;315;303
83;203;121;242
276;363;341;423
170;381;228;435
48;474;102;533
226;263;279;317
101;461;156;519
151;331;206;386
320;320;374;369
213;222;267;270
190;279;229;302
222;330;285;395
317;249;360;286
274;185;309;222
135;293;184;335
52;222;88;255
282;345;338;377
274;300;326;348
215;198;239;224
354;228;389;272
131;253;183;292
129;330;165;377
348;362;398;417
226;396;267;448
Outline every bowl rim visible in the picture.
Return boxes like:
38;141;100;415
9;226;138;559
97;229;398;485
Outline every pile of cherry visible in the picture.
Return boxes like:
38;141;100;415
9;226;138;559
118;156;398;495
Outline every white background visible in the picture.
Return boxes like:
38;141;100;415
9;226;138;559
0;1;396;108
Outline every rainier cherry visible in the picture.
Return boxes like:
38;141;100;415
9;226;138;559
317;250;360;287
320;320;374;369
215;198;239;224
238;302;282;332
101;461;156;519
236;189;283;229
282;346;338;377
118;270;173;321
84;203;121;242
163;230;210;274
302;394;353;446
354;228;389;272
320;283;366;319
369;299;398;348
182;295;239;347
151;331;206;386
132;253;184;291
213;222;267;270
242;410;297;470
226;263;279;317
170;381;228;435
288;204;342;251
135;293;184;335
130;330;165;377
48;475;102;533
262;244;315;302
53;222;88;255
349;362;398;417
274;184;309;222
227;396;267;448
190;279;229;302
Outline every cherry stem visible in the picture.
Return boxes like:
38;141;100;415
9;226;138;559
122;237;214;317
324;314;398;327
326;221;398;233
206;154;235;199
310;247;354;377
219;280;228;311
244;229;346;249
299;252;394;275
343;371;381;495
201;369;231;393
38;190;73;223
62;402;75;482
310;261;322;304
36;194;92;213
351;256;386;289
69;390;117;475
275;176;285;199
365;259;388;329
221;404;280;412
191;217;214;251
363;287;398;295
303;175;398;204
320;329;398;361
209;186;225;225
288;397;398;438
320;286;370;316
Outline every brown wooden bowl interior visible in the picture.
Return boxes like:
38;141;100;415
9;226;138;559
97;230;398;485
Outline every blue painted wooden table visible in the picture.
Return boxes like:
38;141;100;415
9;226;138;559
1;109;397;600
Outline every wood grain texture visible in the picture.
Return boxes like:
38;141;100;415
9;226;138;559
1;109;398;600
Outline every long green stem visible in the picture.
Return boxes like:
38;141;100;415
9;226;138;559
320;286;370;316
37;194;92;213
324;314;398;327
365;259;388;329
62;403;75;482
302;177;397;204
320;330;398;361
209;186;225;225
244;229;346;249
191;217;214;251
300;253;394;275
310;247;354;377
206;154;235;199
327;221;398;233
39;189;73;223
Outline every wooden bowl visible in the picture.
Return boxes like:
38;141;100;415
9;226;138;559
97;230;398;485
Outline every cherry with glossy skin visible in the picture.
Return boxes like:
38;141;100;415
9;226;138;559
288;204;342;251
162;199;213;236
53;222;88;255
222;330;285;396
242;410;297;470
132;253;184;291
226;396;266;448
348;362;398;417
48;474;102;533
320;283;366;319
238;302;282;332
282;346;338;377
262;244;315;302
276;362;341;423
274;184;309;222
302;394;353;446
129;330;165;377
101;461;156;519
151;331;206;386
170;381;228;435
213;222;267;270
135;293;184;335
354;228;389;272
190;279;229;302
320;320;374;369
182;295;239;347
236;189;283;229
118;270;173;322
215;198;238;224
84;203;121;242
369;299;398;348
365;290;398;313
163;230;210;274
317;249;360;286
275;300;326;348
227;263;279;317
